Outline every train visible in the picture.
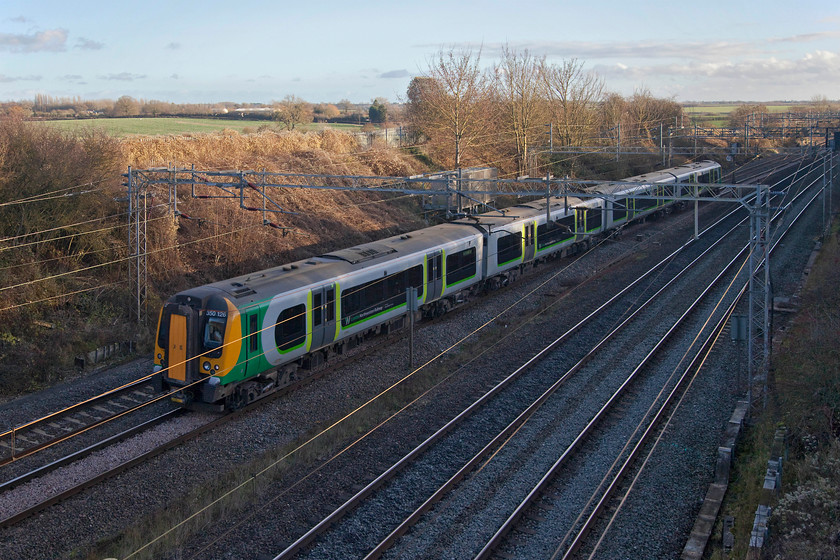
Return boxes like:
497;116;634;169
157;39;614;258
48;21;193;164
152;160;722;410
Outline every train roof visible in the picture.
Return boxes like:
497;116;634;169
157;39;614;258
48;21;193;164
321;221;480;265
621;160;720;184
592;160;720;196
191;221;482;303
450;195;588;232
176;160;722;305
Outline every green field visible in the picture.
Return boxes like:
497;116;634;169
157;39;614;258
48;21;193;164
682;103;802;127
39;117;363;137
683;104;795;115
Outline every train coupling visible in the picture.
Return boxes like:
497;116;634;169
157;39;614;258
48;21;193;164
170;390;192;407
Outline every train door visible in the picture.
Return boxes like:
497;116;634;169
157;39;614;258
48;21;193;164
426;251;443;301
309;285;337;350
244;310;260;377
523;222;536;262
164;305;198;383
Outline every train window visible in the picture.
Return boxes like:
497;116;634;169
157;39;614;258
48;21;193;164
341;265;424;327
427;255;442;282
157;311;171;349
326;288;335;322
409;265;424;298
203;317;226;349
636;190;657;213
249;314;258;352
275;304;306;352
313;292;323;327
497;233;522;266
612;198;628;221
536;216;574;250
446;247;476;286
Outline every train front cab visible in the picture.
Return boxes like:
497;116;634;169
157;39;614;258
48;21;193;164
153;289;242;410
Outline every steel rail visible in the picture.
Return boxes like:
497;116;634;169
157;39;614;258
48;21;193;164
0;378;161;467
0;374;156;442
0;409;183;493
360;158;822;558
0;314;426;530
0;410;232;529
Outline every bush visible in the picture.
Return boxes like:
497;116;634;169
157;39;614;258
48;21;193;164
0;115;126;394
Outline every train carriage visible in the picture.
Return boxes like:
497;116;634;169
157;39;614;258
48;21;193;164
598;161;721;229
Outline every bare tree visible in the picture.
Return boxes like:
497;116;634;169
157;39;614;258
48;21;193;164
627;88;683;141
810;94;836;113
494;46;548;176
728;103;769;129
408;47;494;168
273;95;313;131
598;92;628;139
539;59;604;147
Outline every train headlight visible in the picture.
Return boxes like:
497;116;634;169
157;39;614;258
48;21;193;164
202;361;211;371
214;364;219;371
157;353;162;360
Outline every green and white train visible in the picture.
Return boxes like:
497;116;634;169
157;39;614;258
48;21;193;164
153;160;721;410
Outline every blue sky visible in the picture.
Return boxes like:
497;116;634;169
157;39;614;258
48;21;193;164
1;0;838;104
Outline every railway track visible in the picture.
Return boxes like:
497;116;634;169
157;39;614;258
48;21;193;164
268;191;765;558
0;377;163;468
0;169;743;531
555;158;828;560
0;301;452;529
262;156;825;559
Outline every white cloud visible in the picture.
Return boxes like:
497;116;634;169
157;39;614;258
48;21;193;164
98;72;147;81
0;74;42;83
380;69;410;79
769;31;840;44
595;49;840;101
75;37;104;50
0;28;67;53
600;50;840;80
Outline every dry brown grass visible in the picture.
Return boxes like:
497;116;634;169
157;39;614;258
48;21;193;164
122;129;430;299
123;128;361;170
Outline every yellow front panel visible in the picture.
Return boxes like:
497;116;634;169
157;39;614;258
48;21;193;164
169;314;187;382
208;298;241;378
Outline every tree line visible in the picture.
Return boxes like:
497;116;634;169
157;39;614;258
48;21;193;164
405;46;687;176
2;95;397;127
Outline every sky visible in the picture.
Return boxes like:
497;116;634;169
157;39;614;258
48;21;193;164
1;0;838;105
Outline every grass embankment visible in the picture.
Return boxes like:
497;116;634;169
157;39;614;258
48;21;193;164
708;216;840;558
